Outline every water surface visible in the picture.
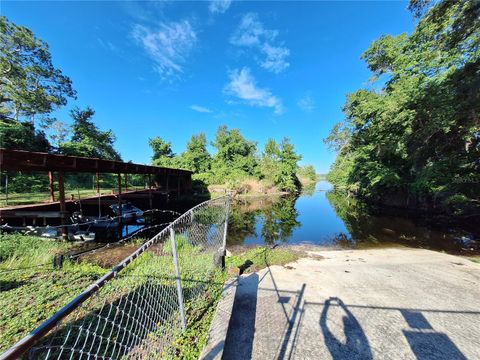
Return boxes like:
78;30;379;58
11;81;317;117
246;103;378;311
227;181;479;254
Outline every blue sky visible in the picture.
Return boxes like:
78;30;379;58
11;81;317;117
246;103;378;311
3;1;414;173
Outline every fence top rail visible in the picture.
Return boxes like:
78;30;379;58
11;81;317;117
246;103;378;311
0;195;229;360
0;148;192;175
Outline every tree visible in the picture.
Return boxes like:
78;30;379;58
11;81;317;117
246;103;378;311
297;165;317;182
149;136;177;167
0;118;50;151
211;125;258;181
326;0;480;215
0;16;76;123
181;133;211;173
59;107;121;160
275;138;302;192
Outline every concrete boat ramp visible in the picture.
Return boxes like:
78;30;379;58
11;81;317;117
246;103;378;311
204;248;480;360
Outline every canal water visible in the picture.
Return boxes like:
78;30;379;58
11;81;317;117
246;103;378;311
227;181;479;254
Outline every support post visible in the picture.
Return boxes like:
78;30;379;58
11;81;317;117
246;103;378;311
117;173;123;237
221;193;231;270
5;173;8;205
148;174;153;209
58;171;67;240
124;173;128;192
170;227;187;329
96;172;100;194
48;171;55;202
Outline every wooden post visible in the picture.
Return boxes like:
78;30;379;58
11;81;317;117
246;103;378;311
148;174;153;209
48;171;55;202
117;173;123;237
58;171;67;240
96;172;100;194
5;173;8;205
124;173;128;192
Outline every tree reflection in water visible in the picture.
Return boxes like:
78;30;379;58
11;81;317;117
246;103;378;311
226;184;478;254
227;195;301;246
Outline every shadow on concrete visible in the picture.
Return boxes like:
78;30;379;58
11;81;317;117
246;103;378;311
307;301;473;360
319;297;373;360
223;272;259;360
400;310;468;360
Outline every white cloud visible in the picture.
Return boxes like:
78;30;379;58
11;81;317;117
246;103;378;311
230;13;289;73
261;43;290;73
224;67;284;115
297;93;315;112
190;105;213;113
131;20;196;79
209;0;232;14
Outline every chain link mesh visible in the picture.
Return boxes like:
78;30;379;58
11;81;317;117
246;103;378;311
23;196;229;360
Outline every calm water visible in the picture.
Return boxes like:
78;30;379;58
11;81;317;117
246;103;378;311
227;181;479;254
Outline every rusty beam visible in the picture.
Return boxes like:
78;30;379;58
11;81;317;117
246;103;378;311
48;171;55;202
96;171;100;194
58;171;68;240
0;148;192;176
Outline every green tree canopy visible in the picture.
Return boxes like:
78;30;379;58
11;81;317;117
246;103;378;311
180;133;211;173
149;136;177;167
0;16;76;123
211;125;258;180
59;107;121;160
275;138;302;192
0;118;50;151
326;0;480;215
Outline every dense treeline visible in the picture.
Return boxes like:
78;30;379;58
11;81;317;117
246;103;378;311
0;16;316;196
149;127;316;193
325;0;480;216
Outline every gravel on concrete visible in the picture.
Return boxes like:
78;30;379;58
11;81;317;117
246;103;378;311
223;247;480;360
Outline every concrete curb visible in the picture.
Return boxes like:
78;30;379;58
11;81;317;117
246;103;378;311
199;278;238;360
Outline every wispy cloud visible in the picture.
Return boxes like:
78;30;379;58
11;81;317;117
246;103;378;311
224;67;284;115
230;13;290;73
297;93;315;112
131;20;196;79
209;0;232;14
97;37;118;53
190;105;213;113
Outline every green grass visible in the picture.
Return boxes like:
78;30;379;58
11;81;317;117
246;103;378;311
0;234;225;358
468;256;480;264
0;187;145;207
227;246;303;274
0;261;106;353
0;234;71;268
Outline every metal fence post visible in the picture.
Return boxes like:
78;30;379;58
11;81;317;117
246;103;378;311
221;193;231;269
170;227;187;330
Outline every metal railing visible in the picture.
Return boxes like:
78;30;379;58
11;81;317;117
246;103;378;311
0;195;230;360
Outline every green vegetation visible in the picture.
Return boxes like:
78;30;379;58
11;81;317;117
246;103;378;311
150;127;315;194
468;257;480;265
297;165;317;185
0;234;106;352
0;234;70;266
325;0;479;216
0;233;228;358
227;246;302;273
58;107;121;160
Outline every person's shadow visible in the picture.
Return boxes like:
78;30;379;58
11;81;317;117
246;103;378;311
320;297;373;360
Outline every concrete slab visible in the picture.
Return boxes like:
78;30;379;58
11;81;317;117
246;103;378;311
223;248;480;360
200;278;238;360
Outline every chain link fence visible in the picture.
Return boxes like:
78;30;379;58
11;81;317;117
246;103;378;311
1;196;230;360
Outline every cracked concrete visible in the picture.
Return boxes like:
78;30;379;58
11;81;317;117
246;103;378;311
222;248;480;360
